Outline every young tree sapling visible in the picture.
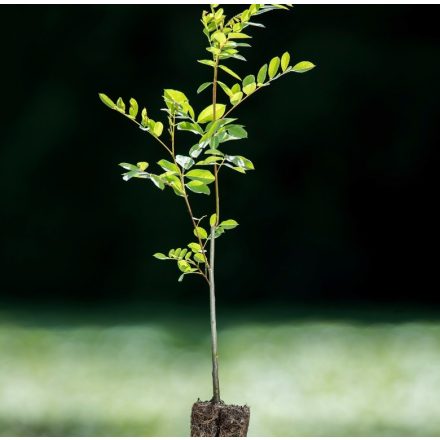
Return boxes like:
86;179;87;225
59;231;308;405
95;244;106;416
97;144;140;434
99;3;315;436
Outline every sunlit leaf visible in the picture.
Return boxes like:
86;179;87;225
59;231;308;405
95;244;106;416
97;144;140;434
219;65;242;81
198;59;216;67
292;61;316;73
257;64;267;85
137;161;148;171
197;82;212;94
194;226;208;239
177;260;192;273
153;121;164;136
98;93;116;109
116;97;126;113
129;98;138;118
220;219;239;230
158;159;179;174
281;51;290;72
153;252;168;260
119;162;138;171
164;89;188;104
268;56;280;79
186;169;215;184
186;180;210;195
197;104;226;124
210;213;217;227
228;32;251;39
176;155;195;170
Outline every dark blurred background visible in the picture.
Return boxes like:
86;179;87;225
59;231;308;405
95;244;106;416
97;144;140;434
1;5;439;310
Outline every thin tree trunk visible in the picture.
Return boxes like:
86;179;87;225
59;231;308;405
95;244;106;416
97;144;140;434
209;226;220;403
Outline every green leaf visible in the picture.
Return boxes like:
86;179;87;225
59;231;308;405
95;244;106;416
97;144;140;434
179;248;188;259
141;108;148;127
119;162;138;171
197;82;212;94
220;219;239;230
210;214;217;227
219;65;242;81
217;81;233;97
204;149;224;156
196;156;223;166
177;121;203;135
242;74;255;88
176;155;194;170
194;253;207;264
214;226;225;238
212;31;227;45
185;251;193;261
177;260;192;273
116;97;126;113
243;82;256;95
186;180;210;195
228;32;252;39
188;242;201;252
281;52;290;72
153;252;168;260
186;169;215;184
226;155;255;170
257;64;268;85
129;98;138;118
268;56;280;79
230;91;243;105
150;174;165;190
99;93;116;109
227;125;248;139
164;89;188;104
194;226;208;240
170;180;185;197
189;143;204;158
157;159;179;174
198;59;216;67
153;121;164;136
137;161;148;171
197;104;226;124
292;61;316;73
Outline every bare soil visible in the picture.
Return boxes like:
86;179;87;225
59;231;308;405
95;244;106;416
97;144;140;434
190;400;250;437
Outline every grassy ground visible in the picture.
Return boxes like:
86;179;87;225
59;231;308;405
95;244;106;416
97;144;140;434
1;303;440;436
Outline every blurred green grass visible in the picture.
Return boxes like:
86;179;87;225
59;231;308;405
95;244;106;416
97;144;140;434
1;303;440;436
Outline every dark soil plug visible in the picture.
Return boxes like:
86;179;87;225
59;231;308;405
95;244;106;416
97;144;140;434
191;400;250;437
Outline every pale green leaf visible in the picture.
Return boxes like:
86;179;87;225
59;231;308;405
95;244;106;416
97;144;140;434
219;65;242;81
194;226;208;240
228;32;252;39
292;61;316;73
137;161;148;171
210;213;217;227
268;56;280;79
186;169;215;184
129;98;138;118
116;97;125;112
186;180;210;195
230;91;243;105
150;174;165;190
257;64;268;85
157;159;179;174
188;242;201;252
197;82;212;94
197;103;226;124
220;219;239;230
153;252;168;260
176;155;194;170
177;260;192;273
281;51;290;72
164;89;188;104
119;162;138;171
198;59;216;67
194;253;207;264
153;121;164;136
98;93;116;109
